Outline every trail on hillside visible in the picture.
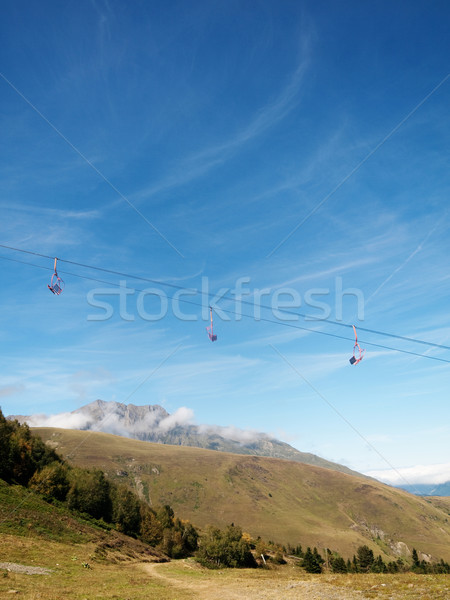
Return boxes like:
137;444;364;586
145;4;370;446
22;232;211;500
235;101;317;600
0;562;52;575
141;561;365;600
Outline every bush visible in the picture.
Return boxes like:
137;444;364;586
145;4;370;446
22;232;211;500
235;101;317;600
196;524;257;569
271;551;286;565
159;518;199;558
67;468;112;521
140;506;164;546
29;462;70;501
111;484;141;536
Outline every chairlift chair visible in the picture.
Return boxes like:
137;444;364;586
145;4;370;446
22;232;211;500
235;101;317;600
48;257;65;295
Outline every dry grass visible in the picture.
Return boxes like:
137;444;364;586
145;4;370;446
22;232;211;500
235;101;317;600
140;560;450;600
1;537;448;600
0;535;187;600
33;427;450;563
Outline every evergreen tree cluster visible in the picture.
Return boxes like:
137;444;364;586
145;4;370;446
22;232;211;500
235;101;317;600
286;543;304;558
0;410;61;485
314;544;450;575
411;548;450;574
280;541;450;574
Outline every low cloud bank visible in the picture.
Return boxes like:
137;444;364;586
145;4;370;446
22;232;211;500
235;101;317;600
198;423;265;444
18;404;265;444
158;407;195;432
366;462;450;485
24;412;92;430
24;406;195;436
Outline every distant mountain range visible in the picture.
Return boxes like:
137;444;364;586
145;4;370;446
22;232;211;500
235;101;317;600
396;482;450;496
10;399;363;478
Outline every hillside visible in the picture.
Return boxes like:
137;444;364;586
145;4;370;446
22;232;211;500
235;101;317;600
0;478;165;564
426;496;450;515
34;426;450;564
12;400;364;478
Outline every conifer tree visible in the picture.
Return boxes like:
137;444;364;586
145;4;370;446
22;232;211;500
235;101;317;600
357;545;374;572
331;556;347;573
371;555;387;573
303;547;322;573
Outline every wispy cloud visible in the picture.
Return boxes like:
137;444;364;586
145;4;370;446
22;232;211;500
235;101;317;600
0;71;184;257
365;209;450;307
134;47;310;201
0;202;101;253
186;52;310;164
69;368;116;402
266;73;450;258
0;384;25;399
271;256;376;288
0;202;101;221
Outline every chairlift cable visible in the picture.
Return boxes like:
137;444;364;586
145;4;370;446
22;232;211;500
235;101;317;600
0;252;449;364
0;244;449;356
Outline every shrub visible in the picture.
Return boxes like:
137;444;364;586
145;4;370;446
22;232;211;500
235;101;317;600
196;524;256;569
159;518;199;558
140;506;164;546
67;468;112;521
111;484;141;536
29;462;70;501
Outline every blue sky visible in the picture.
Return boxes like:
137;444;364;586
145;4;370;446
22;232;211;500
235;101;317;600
1;0;449;486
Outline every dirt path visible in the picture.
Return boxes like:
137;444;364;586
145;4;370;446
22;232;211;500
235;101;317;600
141;561;364;600
0;562;52;575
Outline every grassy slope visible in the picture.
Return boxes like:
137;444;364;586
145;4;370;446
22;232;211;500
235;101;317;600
0;476;179;598
0;534;185;600
33;427;450;563
0;478;165;562
426;496;450;515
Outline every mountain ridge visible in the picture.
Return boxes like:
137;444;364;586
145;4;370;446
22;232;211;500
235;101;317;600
397;481;450;496
10;399;364;479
